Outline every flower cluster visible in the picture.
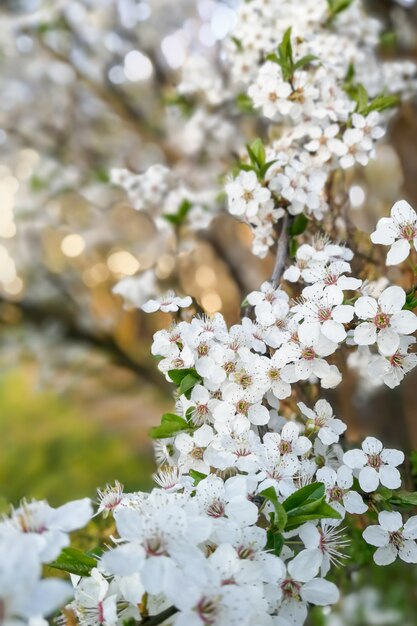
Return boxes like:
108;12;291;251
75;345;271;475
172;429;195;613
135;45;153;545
0;498;92;625
221;0;416;257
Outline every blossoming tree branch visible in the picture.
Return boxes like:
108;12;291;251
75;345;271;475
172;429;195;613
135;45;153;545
2;1;417;625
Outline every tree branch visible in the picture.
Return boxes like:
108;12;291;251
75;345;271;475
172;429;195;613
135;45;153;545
271;212;290;288
142;606;177;625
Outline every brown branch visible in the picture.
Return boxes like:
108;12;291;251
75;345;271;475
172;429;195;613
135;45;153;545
0;296;165;388
271;212;291;288
142;607;178;626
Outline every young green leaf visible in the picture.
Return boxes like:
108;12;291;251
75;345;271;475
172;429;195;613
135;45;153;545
260;487;288;532
49;547;97;577
150;413;191;439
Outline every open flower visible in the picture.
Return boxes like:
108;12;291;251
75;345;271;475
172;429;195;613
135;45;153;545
371;200;417;265
298;399;346;445
363;511;417;566
354;286;417;354
142;291;192;313
343;437;404;493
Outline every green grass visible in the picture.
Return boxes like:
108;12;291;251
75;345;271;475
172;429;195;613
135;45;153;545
0;370;154;508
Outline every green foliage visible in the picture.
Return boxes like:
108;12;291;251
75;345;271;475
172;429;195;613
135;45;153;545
404;289;417;311
240;138;277;179
168;367;202;398
0;371;154;505
49;547;97;577
266;28;319;84
149;413;191;439
327;0;355;20
344;81;400;116
282;482;341;530
290;213;309;236
235;93;254;113
189;469;207;485
163;199;193;227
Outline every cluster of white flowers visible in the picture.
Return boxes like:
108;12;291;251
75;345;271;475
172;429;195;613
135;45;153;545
56;252;416;625
2;2;417;626
221;0;417;258
0;498;92;626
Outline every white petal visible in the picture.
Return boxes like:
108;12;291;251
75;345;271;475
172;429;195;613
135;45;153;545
355;297;378;320
379;466;402;490
343;449;367;469
379;286;406;313
377;329;400;355
362;436;383;455
391;310;417;335
399;540;417;563
301;578;340;605
378;511;403;532
321;319;346;343
288;549;322;582
331;305;354;323
386;239;410;266
374;544;397;566
391;199;417;224
354;322;377;346
403;516;417;540
343;490;367;514
359;466;379;493
380;448;404;466
363;525;389;547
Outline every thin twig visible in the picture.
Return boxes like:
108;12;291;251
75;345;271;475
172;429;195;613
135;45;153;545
271;212;290;288
142;606;178;625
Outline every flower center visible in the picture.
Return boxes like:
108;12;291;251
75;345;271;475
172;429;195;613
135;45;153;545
389;530;404;548
144;536;167;556
324;273;337;286
235;372;253;388
367;453;382;468
224;361;236;374
191;446;205;460
268;368;280;381
237;545;256;560
328;486;344;502
279;440;292;455
318;307;332;322
207;499;226;518
302;347;316;360
374;312;390;330
236;400;249;415
243;190;254;201
281;578;302;600
196;598;219;625
197;342;209;356
390;352;404;368
400;224;417;241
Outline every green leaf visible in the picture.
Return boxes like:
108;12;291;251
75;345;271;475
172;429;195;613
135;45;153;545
149;413;191;439
290;213;309;236
259;159;278;178
179;372;201;397
260;487;288;532
390;490;417;506
163;199;193;226
247;138;266;169
363;93;400;115
344;62;355;85
285;503;341;531
265;528;284;556
49;547;97;577
168;368;199;385
293;54;319;72
236;93;254;113
283;482;325;512
289;237;298;259
231;36;243;52
327;0;355;18
189;469;207;485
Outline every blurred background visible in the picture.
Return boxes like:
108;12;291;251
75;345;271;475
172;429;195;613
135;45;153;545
1;1;417;623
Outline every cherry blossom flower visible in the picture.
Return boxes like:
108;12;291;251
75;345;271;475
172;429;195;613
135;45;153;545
142;291;192;313
363;511;417;566
343;437;404;493
316;466;367;517
371;200;417;265
354;286;417;354
298;399;346;445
